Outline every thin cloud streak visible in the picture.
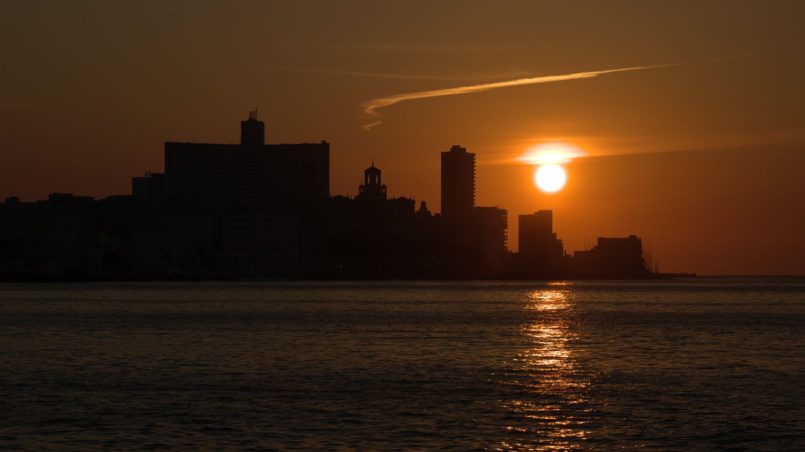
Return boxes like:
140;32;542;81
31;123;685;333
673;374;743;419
361;63;681;130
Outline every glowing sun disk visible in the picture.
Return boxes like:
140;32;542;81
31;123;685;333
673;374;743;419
535;165;567;193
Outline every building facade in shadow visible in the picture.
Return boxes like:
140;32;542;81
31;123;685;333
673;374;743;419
161;111;328;277
327;163;434;278
513;210;567;278
570;235;648;278
439;145;508;278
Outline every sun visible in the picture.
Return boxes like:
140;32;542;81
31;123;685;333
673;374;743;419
534;164;567;193
519;141;582;193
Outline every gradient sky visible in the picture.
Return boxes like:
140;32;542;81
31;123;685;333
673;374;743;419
2;0;804;274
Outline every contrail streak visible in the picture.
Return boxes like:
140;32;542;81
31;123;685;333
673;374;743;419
361;63;680;130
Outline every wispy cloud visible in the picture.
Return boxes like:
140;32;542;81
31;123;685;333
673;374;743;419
361;63;681;130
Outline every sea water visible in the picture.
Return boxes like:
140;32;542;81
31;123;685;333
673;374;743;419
1;279;803;449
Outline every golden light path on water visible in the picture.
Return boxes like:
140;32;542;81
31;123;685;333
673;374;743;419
495;285;594;451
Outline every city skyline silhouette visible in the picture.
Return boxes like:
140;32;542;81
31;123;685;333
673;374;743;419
0;113;653;280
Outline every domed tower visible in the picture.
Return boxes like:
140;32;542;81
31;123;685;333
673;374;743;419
357;162;387;201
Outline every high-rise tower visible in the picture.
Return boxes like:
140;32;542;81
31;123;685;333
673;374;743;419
440;145;475;221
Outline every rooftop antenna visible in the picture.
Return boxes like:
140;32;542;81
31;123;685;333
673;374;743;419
249;108;258;120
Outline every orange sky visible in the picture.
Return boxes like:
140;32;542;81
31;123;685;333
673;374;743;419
1;1;804;274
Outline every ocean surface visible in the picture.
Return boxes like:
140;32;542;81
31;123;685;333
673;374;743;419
1;279;803;450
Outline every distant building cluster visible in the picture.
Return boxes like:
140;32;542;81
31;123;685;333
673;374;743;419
0;114;651;280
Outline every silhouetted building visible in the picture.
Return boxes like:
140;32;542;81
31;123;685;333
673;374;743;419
164;131;328;212
222;214;298;277
441;145;475;222
436;145;510;278
131;172;166;200
0;194;102;278
241;110;265;147
517;210;565;276
571;235;648;278
327;162;428;278
162;112;329;275
471;206;509;276
356;163;387;201
417;201;432;218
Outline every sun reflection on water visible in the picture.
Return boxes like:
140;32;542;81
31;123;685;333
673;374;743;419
495;288;595;451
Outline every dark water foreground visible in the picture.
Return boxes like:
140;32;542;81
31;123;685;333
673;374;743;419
1;279;803;450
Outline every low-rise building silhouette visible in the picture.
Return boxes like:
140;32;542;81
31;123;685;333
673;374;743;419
571;235;648;278
131;172;166;200
0;194;101;278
